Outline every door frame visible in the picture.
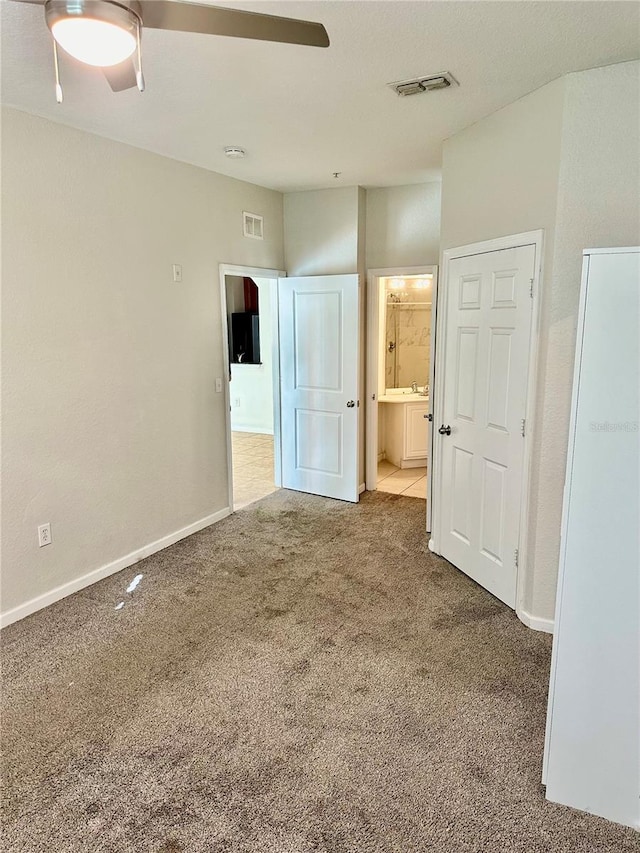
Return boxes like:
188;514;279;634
365;265;438;526
429;231;544;623
219;263;286;512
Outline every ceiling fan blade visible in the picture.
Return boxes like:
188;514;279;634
102;59;137;92
138;1;329;48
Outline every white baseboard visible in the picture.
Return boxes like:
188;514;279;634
230;425;274;435
0;507;231;629
359;482;366;494
517;607;554;634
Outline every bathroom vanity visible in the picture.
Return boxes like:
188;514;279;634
379;392;429;468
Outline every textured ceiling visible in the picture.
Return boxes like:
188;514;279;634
1;1;639;191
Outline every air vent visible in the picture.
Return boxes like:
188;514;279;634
243;211;264;240
388;72;458;97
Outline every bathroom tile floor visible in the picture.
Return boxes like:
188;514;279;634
377;461;427;499
232;431;278;510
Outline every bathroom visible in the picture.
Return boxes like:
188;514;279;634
377;274;433;498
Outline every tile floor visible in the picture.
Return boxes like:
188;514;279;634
377;460;427;499
232;431;278;510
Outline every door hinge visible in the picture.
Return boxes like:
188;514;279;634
521;418;526;437
529;278;534;298
514;548;519;568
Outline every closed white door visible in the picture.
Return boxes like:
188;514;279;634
279;274;360;503
437;245;535;607
544;248;639;828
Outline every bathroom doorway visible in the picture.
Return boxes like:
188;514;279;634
366;266;438;528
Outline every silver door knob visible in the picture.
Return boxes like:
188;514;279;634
346;400;355;408
438;424;452;435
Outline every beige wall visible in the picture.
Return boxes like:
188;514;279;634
526;60;640;617
284;187;361;276
366;183;441;269
283;185;368;484
441;62;640;624
1;107;284;619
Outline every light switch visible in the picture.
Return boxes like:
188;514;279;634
172;264;182;283
215;378;223;393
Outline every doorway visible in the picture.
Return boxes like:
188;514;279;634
366;266;438;525
219;264;284;512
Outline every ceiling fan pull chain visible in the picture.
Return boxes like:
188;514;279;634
52;36;63;104
135;19;145;93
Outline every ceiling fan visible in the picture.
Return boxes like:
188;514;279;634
11;0;330;101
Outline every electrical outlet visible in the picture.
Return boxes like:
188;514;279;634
38;523;52;547
215;377;223;393
233;398;241;408
172;264;182;283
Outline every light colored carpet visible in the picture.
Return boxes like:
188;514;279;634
2;490;637;852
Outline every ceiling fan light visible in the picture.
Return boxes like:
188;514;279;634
51;17;136;67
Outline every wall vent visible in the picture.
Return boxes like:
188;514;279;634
243;211;264;240
388;72;458;97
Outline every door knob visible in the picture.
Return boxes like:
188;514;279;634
438;424;452;435
346;400;355;408
424;413;433;421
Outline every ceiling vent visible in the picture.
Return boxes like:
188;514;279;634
388;72;458;97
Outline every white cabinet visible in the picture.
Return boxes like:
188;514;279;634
382;400;429;468
406;403;429;458
543;248;639;829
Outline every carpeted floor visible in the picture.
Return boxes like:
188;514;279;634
2;490;638;853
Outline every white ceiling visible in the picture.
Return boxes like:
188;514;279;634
1;1;639;191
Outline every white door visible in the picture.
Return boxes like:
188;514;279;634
437;245;535;606
543;248;639;828
279;274;360;502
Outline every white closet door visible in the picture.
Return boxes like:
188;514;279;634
544;248;640;829
437;245;535;607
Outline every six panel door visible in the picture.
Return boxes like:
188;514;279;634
438;245;535;606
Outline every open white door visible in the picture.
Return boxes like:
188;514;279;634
279;274;360;502
435;244;536;607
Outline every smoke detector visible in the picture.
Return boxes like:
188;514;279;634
224;146;246;159
388;72;458;97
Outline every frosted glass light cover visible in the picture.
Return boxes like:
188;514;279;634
52;18;136;67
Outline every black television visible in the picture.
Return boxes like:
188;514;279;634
231;312;260;364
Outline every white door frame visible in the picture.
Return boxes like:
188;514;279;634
429;230;544;624
219;263;286;512
365;266;438;523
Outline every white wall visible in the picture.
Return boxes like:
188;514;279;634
229;278;275;434
1;107;284;621
284;187;361;276
440;62;640;624
366;183;441;269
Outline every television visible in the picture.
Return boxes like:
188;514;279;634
231;312;260;364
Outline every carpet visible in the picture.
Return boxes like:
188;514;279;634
2;490;638;852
